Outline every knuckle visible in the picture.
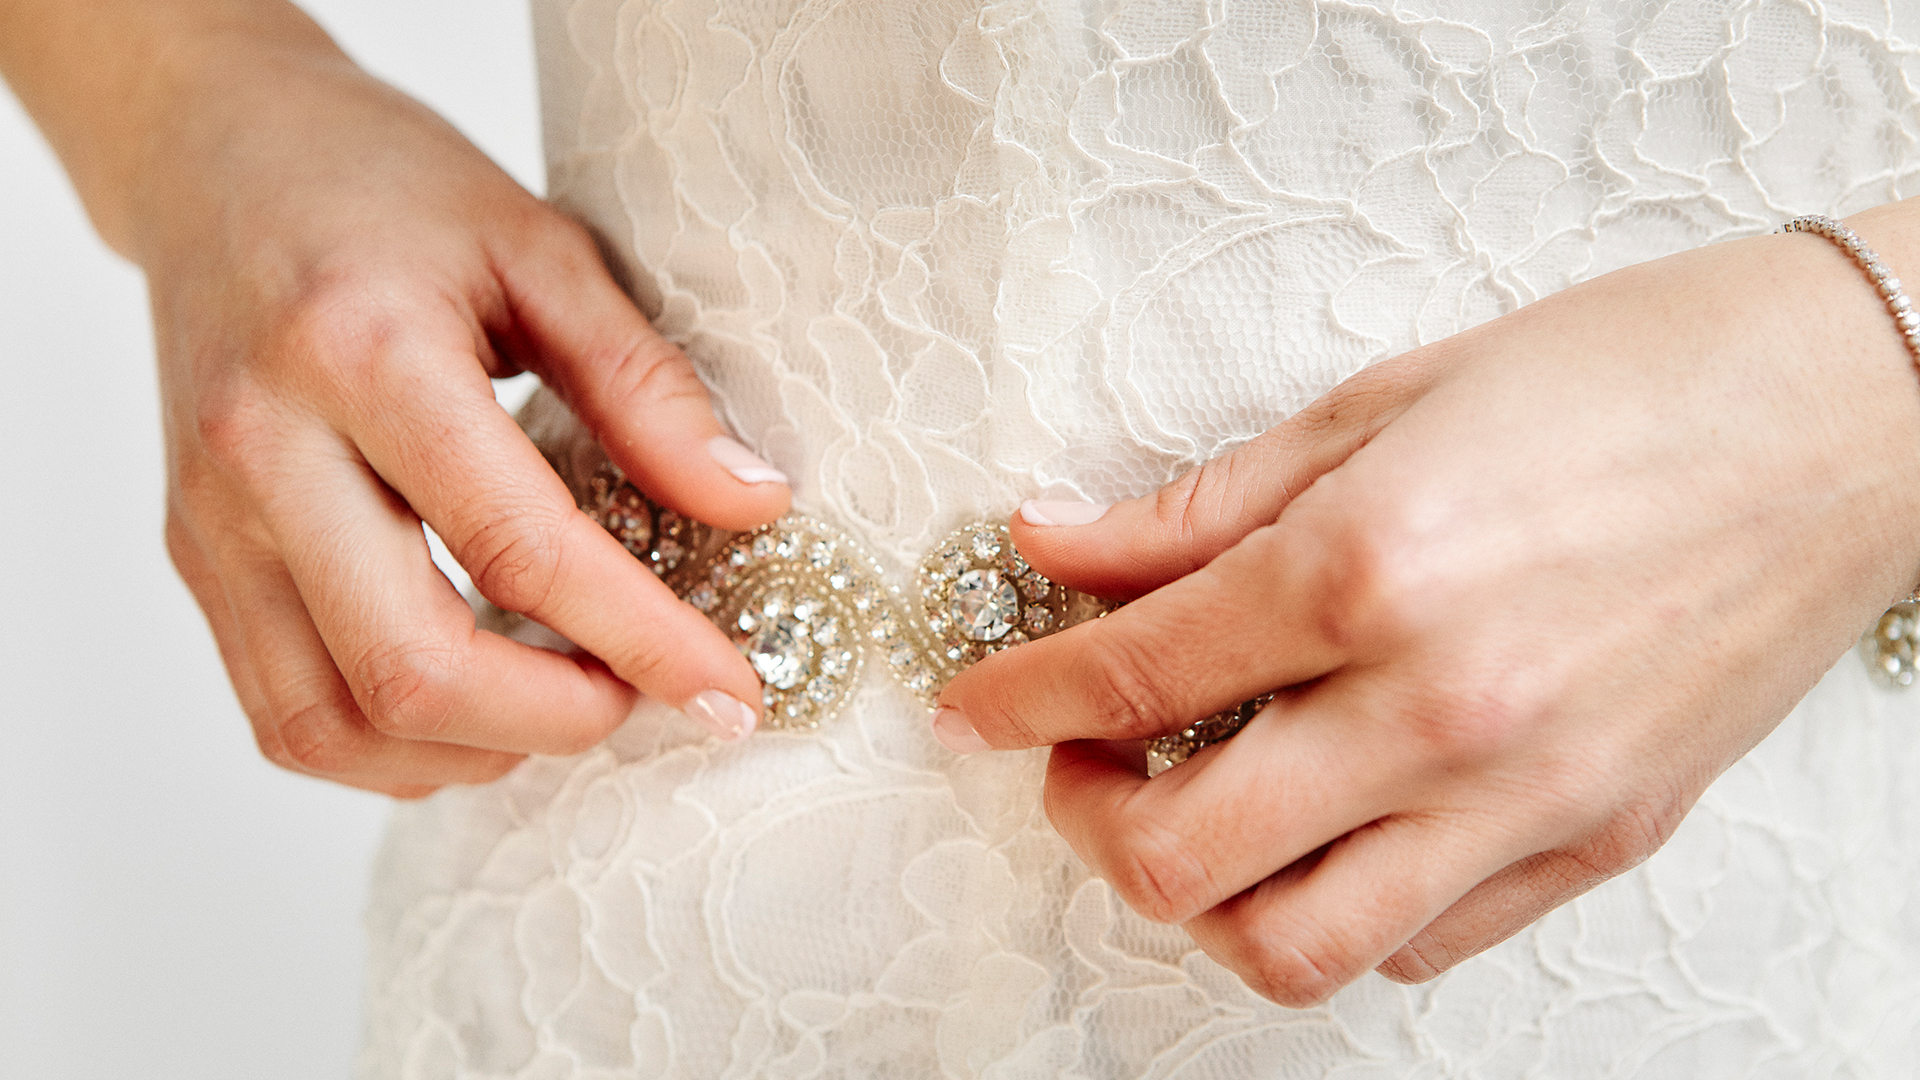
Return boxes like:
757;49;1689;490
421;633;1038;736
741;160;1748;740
192;384;284;484
598;637;673;700
1377;939;1447;984
1574;791;1687;878
272;277;410;376
1080;632;1186;739
463;507;568;615
1393;681;1535;766
591;331;705;412
273;699;366;774
1103;805;1218;923
1304;523;1400;651
1239;931;1355;1009
354;638;465;740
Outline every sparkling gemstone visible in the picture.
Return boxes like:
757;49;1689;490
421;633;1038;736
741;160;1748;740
710;563;729;586
730;548;750;568
806;677;838;704
950;568;1020;641
745;617;811;690
970;531;1002;560
1025;606;1053;632
752;535;776;559
942;554;969;579
829;568;852;591
808;541;834;568
688;584;718;612
792;597;819;623
904;666;935;692
656;538;686;567
1020;574;1051;602
1010;553;1029;576
927;614;949;636
737;610;757;633
762;592;787;618
813;619;840;647
820;651;849;676
871;612;900;641
889;645;915;667
1004;631;1030;646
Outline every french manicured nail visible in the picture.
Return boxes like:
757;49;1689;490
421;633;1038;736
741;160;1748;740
687;689;758;742
931;707;990;754
1019;499;1109;527
708;436;788;486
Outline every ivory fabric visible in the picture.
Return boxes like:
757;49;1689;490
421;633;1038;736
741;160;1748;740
360;2;1920;1075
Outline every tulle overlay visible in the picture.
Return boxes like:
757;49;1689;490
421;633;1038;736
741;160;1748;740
361;1;1920;1074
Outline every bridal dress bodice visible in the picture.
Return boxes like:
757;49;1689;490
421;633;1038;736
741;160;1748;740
360;2;1920;1076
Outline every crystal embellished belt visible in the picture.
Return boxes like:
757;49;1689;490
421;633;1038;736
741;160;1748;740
494;390;1262;773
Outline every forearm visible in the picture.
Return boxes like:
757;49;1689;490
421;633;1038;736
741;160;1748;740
0;0;346;255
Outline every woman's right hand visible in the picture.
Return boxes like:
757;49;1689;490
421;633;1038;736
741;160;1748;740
2;0;788;796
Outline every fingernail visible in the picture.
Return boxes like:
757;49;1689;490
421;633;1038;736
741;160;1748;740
708;436;788;486
687;689;758;742
931;707;991;754
1019;499;1109;527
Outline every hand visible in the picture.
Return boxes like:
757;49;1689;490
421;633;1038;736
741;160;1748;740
936;202;1920;1004
111;20;788;794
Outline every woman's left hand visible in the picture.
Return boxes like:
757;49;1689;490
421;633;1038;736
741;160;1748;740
936;202;1920;1005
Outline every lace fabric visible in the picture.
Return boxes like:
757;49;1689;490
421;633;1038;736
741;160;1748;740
361;2;1920;1075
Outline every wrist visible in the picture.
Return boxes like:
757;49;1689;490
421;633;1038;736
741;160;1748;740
0;0;347;256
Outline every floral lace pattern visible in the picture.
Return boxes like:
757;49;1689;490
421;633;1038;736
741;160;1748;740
361;2;1920;1075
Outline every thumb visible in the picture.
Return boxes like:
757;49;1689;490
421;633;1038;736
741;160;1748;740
1012;353;1436;599
494;218;791;531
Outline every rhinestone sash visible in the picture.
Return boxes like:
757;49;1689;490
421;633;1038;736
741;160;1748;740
490;390;1260;773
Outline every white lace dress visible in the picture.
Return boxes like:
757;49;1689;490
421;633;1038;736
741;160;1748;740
359;2;1920;1075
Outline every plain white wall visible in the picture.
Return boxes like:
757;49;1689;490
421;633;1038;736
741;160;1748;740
0;3;543;1075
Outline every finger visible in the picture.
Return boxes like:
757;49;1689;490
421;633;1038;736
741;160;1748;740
319;357;765;730
166;511;289;770
247;429;689;755
492;218;790;530
1041;692;1416;925
1184;805;1532;1008
1376;820;1671;984
214;539;528;794
941;521;1358;748
1012;351;1439;600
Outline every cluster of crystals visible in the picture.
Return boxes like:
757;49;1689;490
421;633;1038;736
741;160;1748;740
909;523;1065;698
585;465;652;559
586;464;711;577
1782;215;1920;363
573;463;1280;757
698;521;897;730
1863;602;1920;688
1145;693;1279;776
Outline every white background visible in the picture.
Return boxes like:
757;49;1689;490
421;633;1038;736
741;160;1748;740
0;3;544;1075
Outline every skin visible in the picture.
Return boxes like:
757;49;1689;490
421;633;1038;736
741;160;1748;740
939;206;1920;1003
0;0;789;797
10;0;1920;1009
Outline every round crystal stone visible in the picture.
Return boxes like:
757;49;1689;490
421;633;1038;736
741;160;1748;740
950;568;1019;641
745;617;810;690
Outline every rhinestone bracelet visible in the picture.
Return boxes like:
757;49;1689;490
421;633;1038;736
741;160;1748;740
493;389;1260;772
1779;214;1920;364
1779;215;1920;686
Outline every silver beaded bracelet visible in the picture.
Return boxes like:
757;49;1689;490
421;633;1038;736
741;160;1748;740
1779;214;1920;364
